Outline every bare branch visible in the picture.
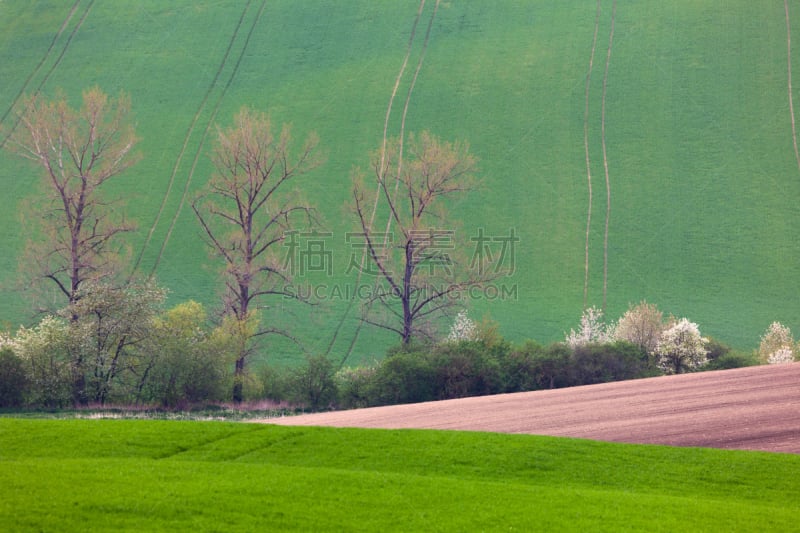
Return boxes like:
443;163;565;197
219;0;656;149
5;87;138;311
191;106;321;402
351;131;488;345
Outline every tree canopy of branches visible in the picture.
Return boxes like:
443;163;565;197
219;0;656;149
192;106;320;402
6;87;138;309
352;131;495;345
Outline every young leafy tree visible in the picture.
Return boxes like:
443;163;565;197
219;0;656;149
6;87;138;310
192;106;320;402
11;315;72;407
614;300;665;355
63;279;166;404
352;131;495;345
138;300;230;407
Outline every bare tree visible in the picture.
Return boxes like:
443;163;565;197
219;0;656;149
352;131;498;345
192;106;320;402
6;87;138;310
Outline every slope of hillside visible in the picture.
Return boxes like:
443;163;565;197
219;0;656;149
1;1;799;363
267;363;800;454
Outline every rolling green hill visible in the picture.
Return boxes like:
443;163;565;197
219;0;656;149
1;419;798;531
1;1;799;364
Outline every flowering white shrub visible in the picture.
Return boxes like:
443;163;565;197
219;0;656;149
566;306;615;348
758;322;795;364
654;318;708;374
446;310;477;342
767;347;795;365
0;332;17;353
12;315;72;406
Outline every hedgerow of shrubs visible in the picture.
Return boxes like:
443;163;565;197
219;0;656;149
266;336;659;411
268;306;777;411
0;302;790;412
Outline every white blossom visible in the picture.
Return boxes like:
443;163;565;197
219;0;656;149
759;322;794;364
446;310;477;342
654;318;708;374
767;347;795;365
566;306;615;348
0;332;18;353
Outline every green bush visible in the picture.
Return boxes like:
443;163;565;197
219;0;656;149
372;351;437;406
432;341;503;399
256;364;292;403
704;351;759;370
288;355;338;411
529;343;572;390
704;337;732;364
0;347;28;407
501;340;546;392
335;365;379;409
567;341;655;386
137;301;230;407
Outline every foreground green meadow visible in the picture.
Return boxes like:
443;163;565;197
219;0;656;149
0;419;797;531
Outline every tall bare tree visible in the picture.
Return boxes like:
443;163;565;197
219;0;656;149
352;131;498;345
6;87;138;310
192;106;320;402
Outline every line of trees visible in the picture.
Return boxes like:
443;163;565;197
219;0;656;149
0;87;494;407
0;87;794;411
2;298;788;411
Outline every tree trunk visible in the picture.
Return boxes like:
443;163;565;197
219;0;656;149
233;356;245;403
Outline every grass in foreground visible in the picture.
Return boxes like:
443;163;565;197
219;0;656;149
0;419;797;531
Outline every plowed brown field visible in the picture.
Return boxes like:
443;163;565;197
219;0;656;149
264;363;800;453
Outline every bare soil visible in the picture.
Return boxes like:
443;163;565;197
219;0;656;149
263;363;800;453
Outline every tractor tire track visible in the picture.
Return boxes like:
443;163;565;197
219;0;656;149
132;0;253;275
0;0;93;149
600;0;616;312
152;0;268;277
326;0;427;359
340;0;440;363
0;0;80;128
583;0;602;309
130;0;260;277
785;0;800;175
387;0;441;213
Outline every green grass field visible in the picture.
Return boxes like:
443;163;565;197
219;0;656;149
0;419;798;531
1;1;799;363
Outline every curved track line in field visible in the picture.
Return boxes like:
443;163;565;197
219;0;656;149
785;0;800;175
326;1;427;359
149;0;267;277
582;1;602;309
132;0;253;276
0;0;93;149
0;0;80;128
340;1;440;363
600;0;616;312
130;0;255;277
387;0;440;217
